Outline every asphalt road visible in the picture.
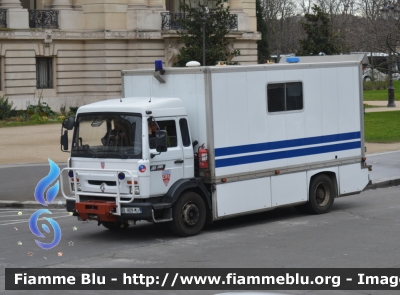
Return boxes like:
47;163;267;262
0;163;68;203
1;186;400;295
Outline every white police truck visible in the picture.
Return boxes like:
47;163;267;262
60;54;371;236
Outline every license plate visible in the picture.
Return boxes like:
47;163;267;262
122;207;142;214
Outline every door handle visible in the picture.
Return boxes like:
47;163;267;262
174;159;184;164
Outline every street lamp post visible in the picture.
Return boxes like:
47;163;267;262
380;1;399;107
190;0;209;66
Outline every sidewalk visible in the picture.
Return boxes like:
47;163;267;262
0;119;400;208
364;100;400;113
0;124;69;165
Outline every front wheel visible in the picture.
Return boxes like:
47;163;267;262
169;191;206;237
304;174;335;214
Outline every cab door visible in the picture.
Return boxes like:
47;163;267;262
149;118;184;196
178;117;194;178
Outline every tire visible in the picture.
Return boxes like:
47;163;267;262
169;191;206;237
102;221;129;230
304;174;335;214
364;76;371;82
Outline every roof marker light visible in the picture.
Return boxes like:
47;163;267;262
286;57;300;63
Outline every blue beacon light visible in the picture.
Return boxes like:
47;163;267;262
155;60;163;72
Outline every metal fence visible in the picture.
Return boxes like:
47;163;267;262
161;12;186;30
29;10;59;29
161;12;238;31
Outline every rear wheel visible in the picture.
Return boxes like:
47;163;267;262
305;174;335;214
169;191;206;237
102;221;129;230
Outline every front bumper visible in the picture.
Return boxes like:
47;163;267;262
67;199;171;221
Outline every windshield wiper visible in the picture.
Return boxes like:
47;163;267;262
111;151;130;159
101;149;132;159
73;146;102;158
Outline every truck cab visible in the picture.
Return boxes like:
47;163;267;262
61;97;210;235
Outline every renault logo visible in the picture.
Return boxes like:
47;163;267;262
100;182;105;193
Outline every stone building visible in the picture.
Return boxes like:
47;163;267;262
0;0;259;110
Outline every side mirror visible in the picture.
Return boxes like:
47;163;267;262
61;130;69;151
155;130;168;152
62;116;75;130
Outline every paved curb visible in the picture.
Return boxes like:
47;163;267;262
0;198;67;209
1;178;399;209
364;177;400;191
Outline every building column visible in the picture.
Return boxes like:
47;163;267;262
128;0;165;30
51;0;73;10
148;0;163;9
53;0;83;30
83;0;128;30
229;0;243;12
1;0;29;29
0;0;22;8
73;0;82;10
229;0;248;31
128;0;147;9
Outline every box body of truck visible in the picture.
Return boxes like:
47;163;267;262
61;54;370;236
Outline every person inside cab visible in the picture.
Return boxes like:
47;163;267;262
102;117;128;146
148;120;158;149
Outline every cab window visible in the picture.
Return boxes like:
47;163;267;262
179;118;191;147
149;120;178;149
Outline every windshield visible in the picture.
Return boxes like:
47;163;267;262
71;113;142;159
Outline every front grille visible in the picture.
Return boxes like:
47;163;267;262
79;196;132;202
88;180;116;186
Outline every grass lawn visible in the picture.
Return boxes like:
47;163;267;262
0;120;60;128
364;80;400;101
0;113;63;128
364;111;400;142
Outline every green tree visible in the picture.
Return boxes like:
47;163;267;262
256;0;269;63
174;0;240;66
297;5;342;56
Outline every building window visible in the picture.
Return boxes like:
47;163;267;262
36;57;53;89
267;82;303;113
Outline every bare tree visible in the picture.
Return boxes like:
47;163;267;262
263;0;298;56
